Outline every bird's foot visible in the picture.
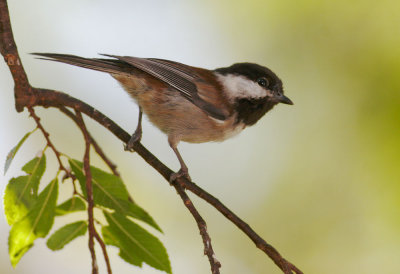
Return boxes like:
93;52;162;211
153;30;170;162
169;168;191;184
124;130;142;152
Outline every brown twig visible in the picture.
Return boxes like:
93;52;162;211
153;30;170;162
0;0;302;273
75;109;112;274
27;106;70;174
58;106;136;205
58;106;119;176
182;180;302;274
173;182;221;273
90;136;120;176
94;229;112;274
75;111;112;274
77;111;99;274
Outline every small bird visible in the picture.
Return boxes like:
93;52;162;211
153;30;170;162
33;53;293;182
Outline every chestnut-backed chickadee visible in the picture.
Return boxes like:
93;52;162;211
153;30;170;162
33;53;293;182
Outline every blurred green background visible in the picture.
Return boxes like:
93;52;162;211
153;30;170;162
1;0;400;273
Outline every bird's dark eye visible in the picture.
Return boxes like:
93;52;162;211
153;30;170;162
257;78;268;87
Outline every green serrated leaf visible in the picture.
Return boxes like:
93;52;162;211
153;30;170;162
4;176;36;225
103;211;171;274
4;130;35;175
8;178;58;267
4;154;46;226
102;225;143;267
46;221;87;251
69;159;161;231
126;202;162;232
56;196;86;216
21;154;46;196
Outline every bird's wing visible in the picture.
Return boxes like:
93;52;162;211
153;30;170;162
102;55;228;120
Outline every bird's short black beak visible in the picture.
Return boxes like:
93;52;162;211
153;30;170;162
276;94;294;105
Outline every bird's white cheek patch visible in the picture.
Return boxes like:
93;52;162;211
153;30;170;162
216;74;268;101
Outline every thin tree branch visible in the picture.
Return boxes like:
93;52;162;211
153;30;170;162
94;229;112;274
75;110;113;274
173;182;221;273
90;136;120;176
77;111;98;274
57;106;137;205
27;106;71;175
58;106;119;176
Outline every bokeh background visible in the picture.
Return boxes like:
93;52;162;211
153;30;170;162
1;0;400;273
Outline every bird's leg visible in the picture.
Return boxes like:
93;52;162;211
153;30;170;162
168;138;191;183
125;107;143;151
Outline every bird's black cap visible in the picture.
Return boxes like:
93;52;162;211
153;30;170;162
215;63;284;94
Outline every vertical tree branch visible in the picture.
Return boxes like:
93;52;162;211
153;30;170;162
75;111;113;274
0;0;32;111
94;230;112;274
78;111;98;274
173;183;221;274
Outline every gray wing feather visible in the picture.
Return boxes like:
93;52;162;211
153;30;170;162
147;58;199;79
105;55;196;99
102;55;227;120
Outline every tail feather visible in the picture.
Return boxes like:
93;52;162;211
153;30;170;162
31;53;129;75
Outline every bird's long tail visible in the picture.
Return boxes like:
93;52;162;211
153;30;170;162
31;53;129;74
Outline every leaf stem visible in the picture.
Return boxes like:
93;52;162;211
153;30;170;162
94;229;112;274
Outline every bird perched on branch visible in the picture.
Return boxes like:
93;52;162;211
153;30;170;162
33;53;293;182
